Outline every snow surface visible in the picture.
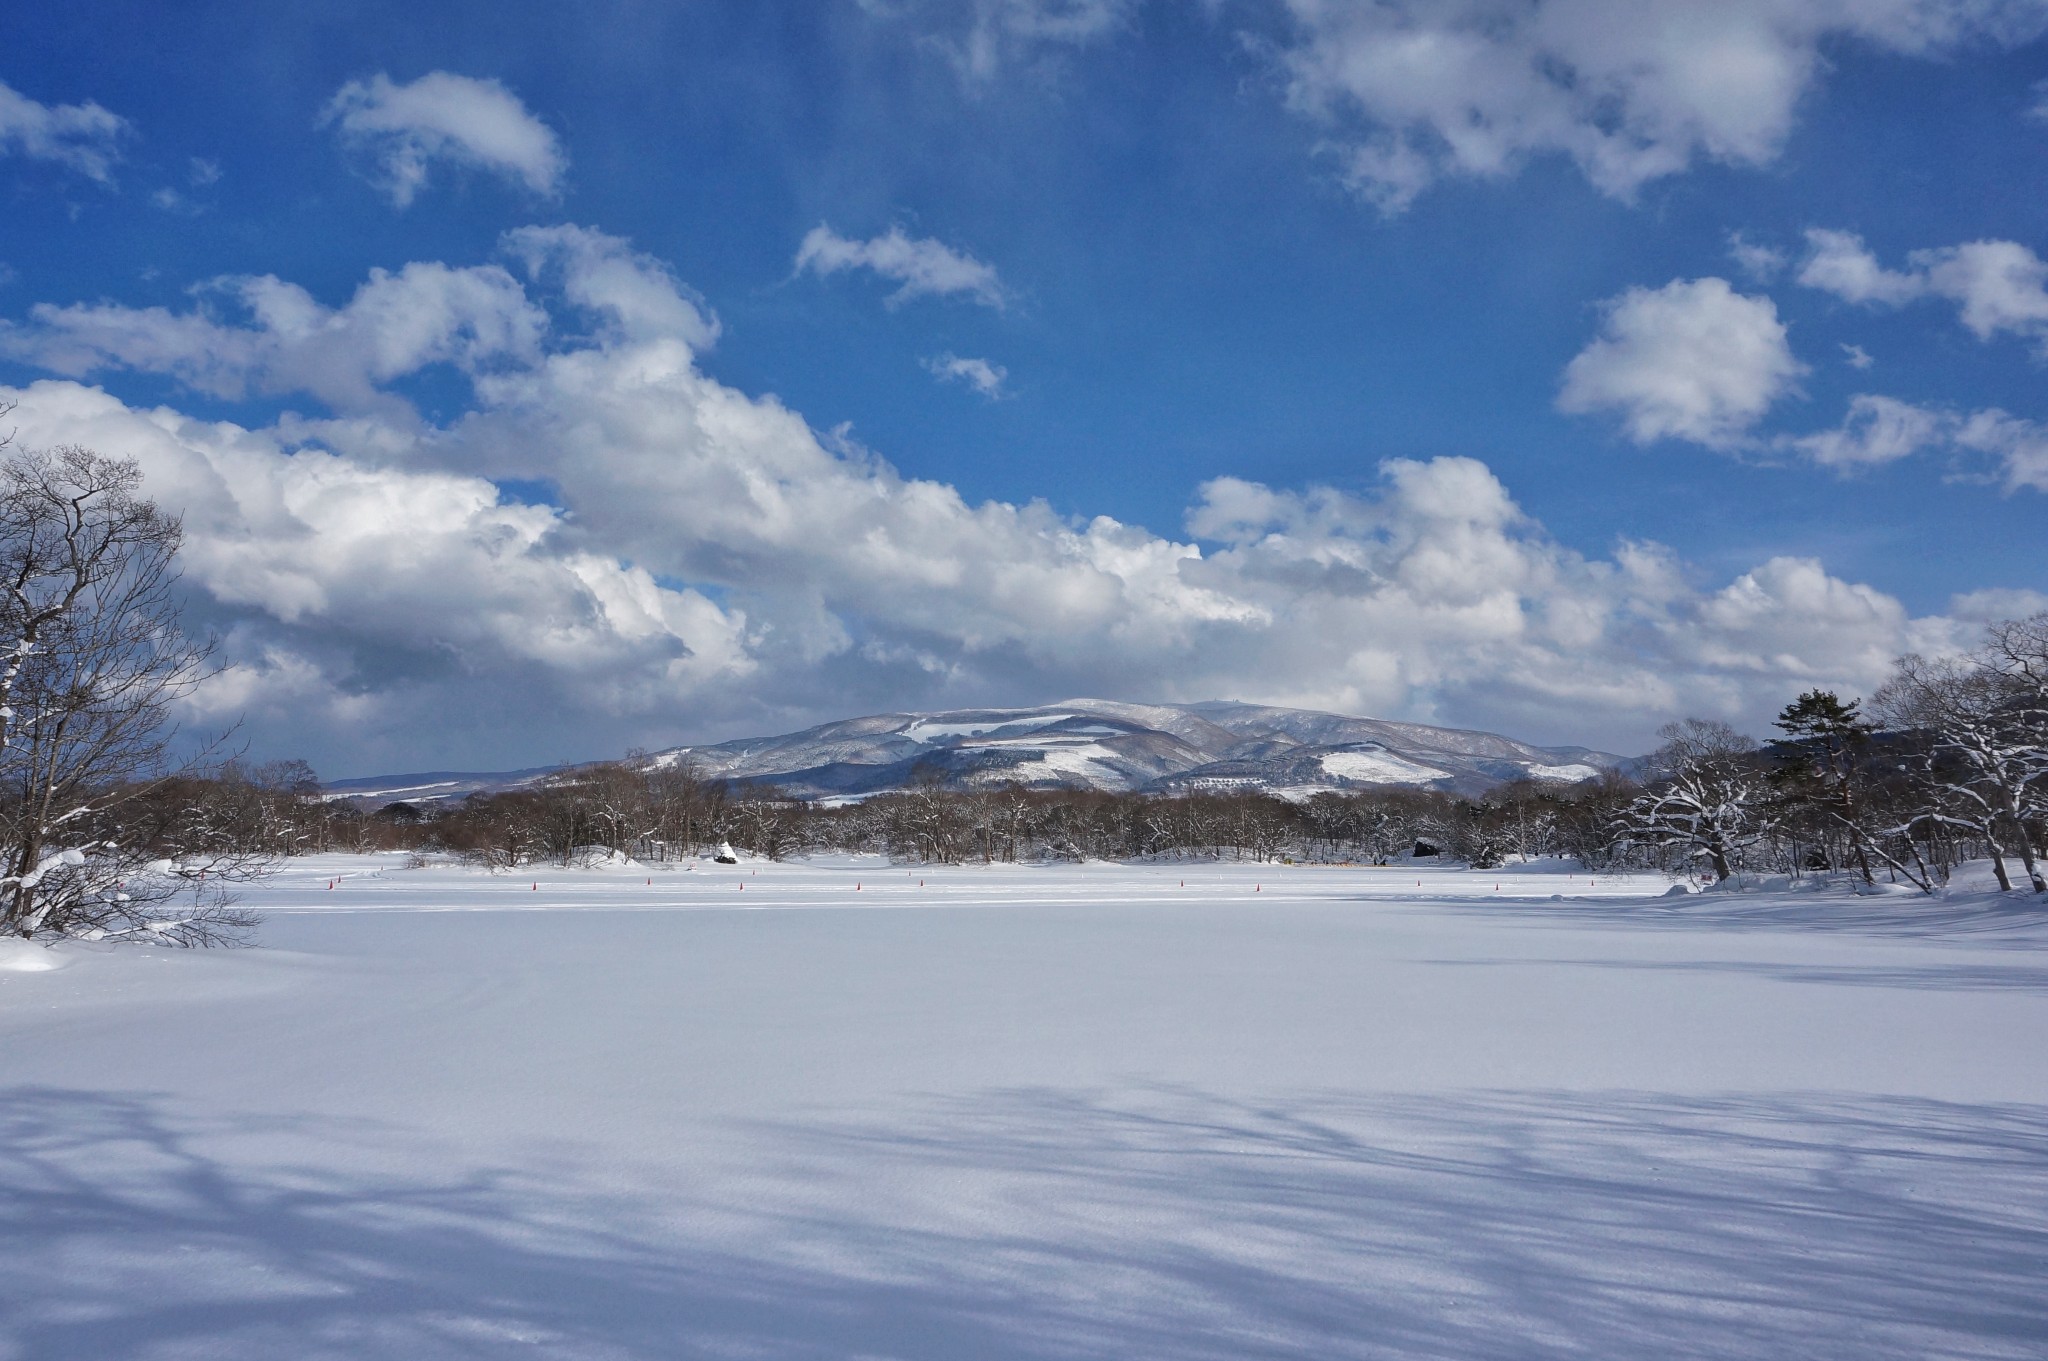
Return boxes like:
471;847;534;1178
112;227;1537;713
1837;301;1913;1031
3;854;2046;1359
0;938;65;972
903;714;1078;743
1524;761;1602;781
983;741;1132;788
1320;748;1451;784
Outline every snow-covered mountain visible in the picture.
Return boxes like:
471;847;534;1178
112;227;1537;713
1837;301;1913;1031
647;699;1621;800
327;701;1622;806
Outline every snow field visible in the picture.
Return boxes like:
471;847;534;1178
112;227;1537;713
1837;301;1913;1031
250;852;1675;916
1318;749;1451;784
1;855;2045;1359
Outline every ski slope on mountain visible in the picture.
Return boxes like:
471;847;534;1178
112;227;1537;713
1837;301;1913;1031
3;856;2044;1359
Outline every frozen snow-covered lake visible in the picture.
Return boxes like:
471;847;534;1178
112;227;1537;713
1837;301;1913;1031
3;855;2046;1359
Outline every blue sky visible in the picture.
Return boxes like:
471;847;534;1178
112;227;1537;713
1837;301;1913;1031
3;0;2046;776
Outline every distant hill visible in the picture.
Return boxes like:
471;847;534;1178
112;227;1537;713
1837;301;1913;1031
325;700;1623;806
642;699;1621;801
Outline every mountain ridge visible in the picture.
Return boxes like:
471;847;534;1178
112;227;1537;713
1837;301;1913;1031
326;700;1625;805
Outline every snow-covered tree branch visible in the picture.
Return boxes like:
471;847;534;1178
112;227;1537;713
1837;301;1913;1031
1611;719;1773;883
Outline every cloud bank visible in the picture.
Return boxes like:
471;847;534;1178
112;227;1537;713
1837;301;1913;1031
0;229;1975;773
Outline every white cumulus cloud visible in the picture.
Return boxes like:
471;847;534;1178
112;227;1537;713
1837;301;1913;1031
1;376;754;776
1949;585;2048;622
0;78;128;182
923;352;1009;397
1796;228;1926;305
505;223;720;350
1726;231;1788;282
1262;0;2048;212
1691;555;1926;688
794;224;1008;308
1782;395;2048;492
1787;393;1947;469
1952;408;2048;493
320;71;566;207
1798;228;2048;350
1558;277;1804;449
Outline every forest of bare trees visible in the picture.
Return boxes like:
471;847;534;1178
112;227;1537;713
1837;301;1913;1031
315;765;1609;873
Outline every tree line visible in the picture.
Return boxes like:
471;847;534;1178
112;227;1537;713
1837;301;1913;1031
358;766;1616;870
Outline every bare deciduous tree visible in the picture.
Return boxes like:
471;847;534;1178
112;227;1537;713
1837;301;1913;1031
0;442;260;945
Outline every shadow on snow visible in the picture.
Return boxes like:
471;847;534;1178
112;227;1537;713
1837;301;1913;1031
3;1085;2045;1359
1418;890;2048;948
